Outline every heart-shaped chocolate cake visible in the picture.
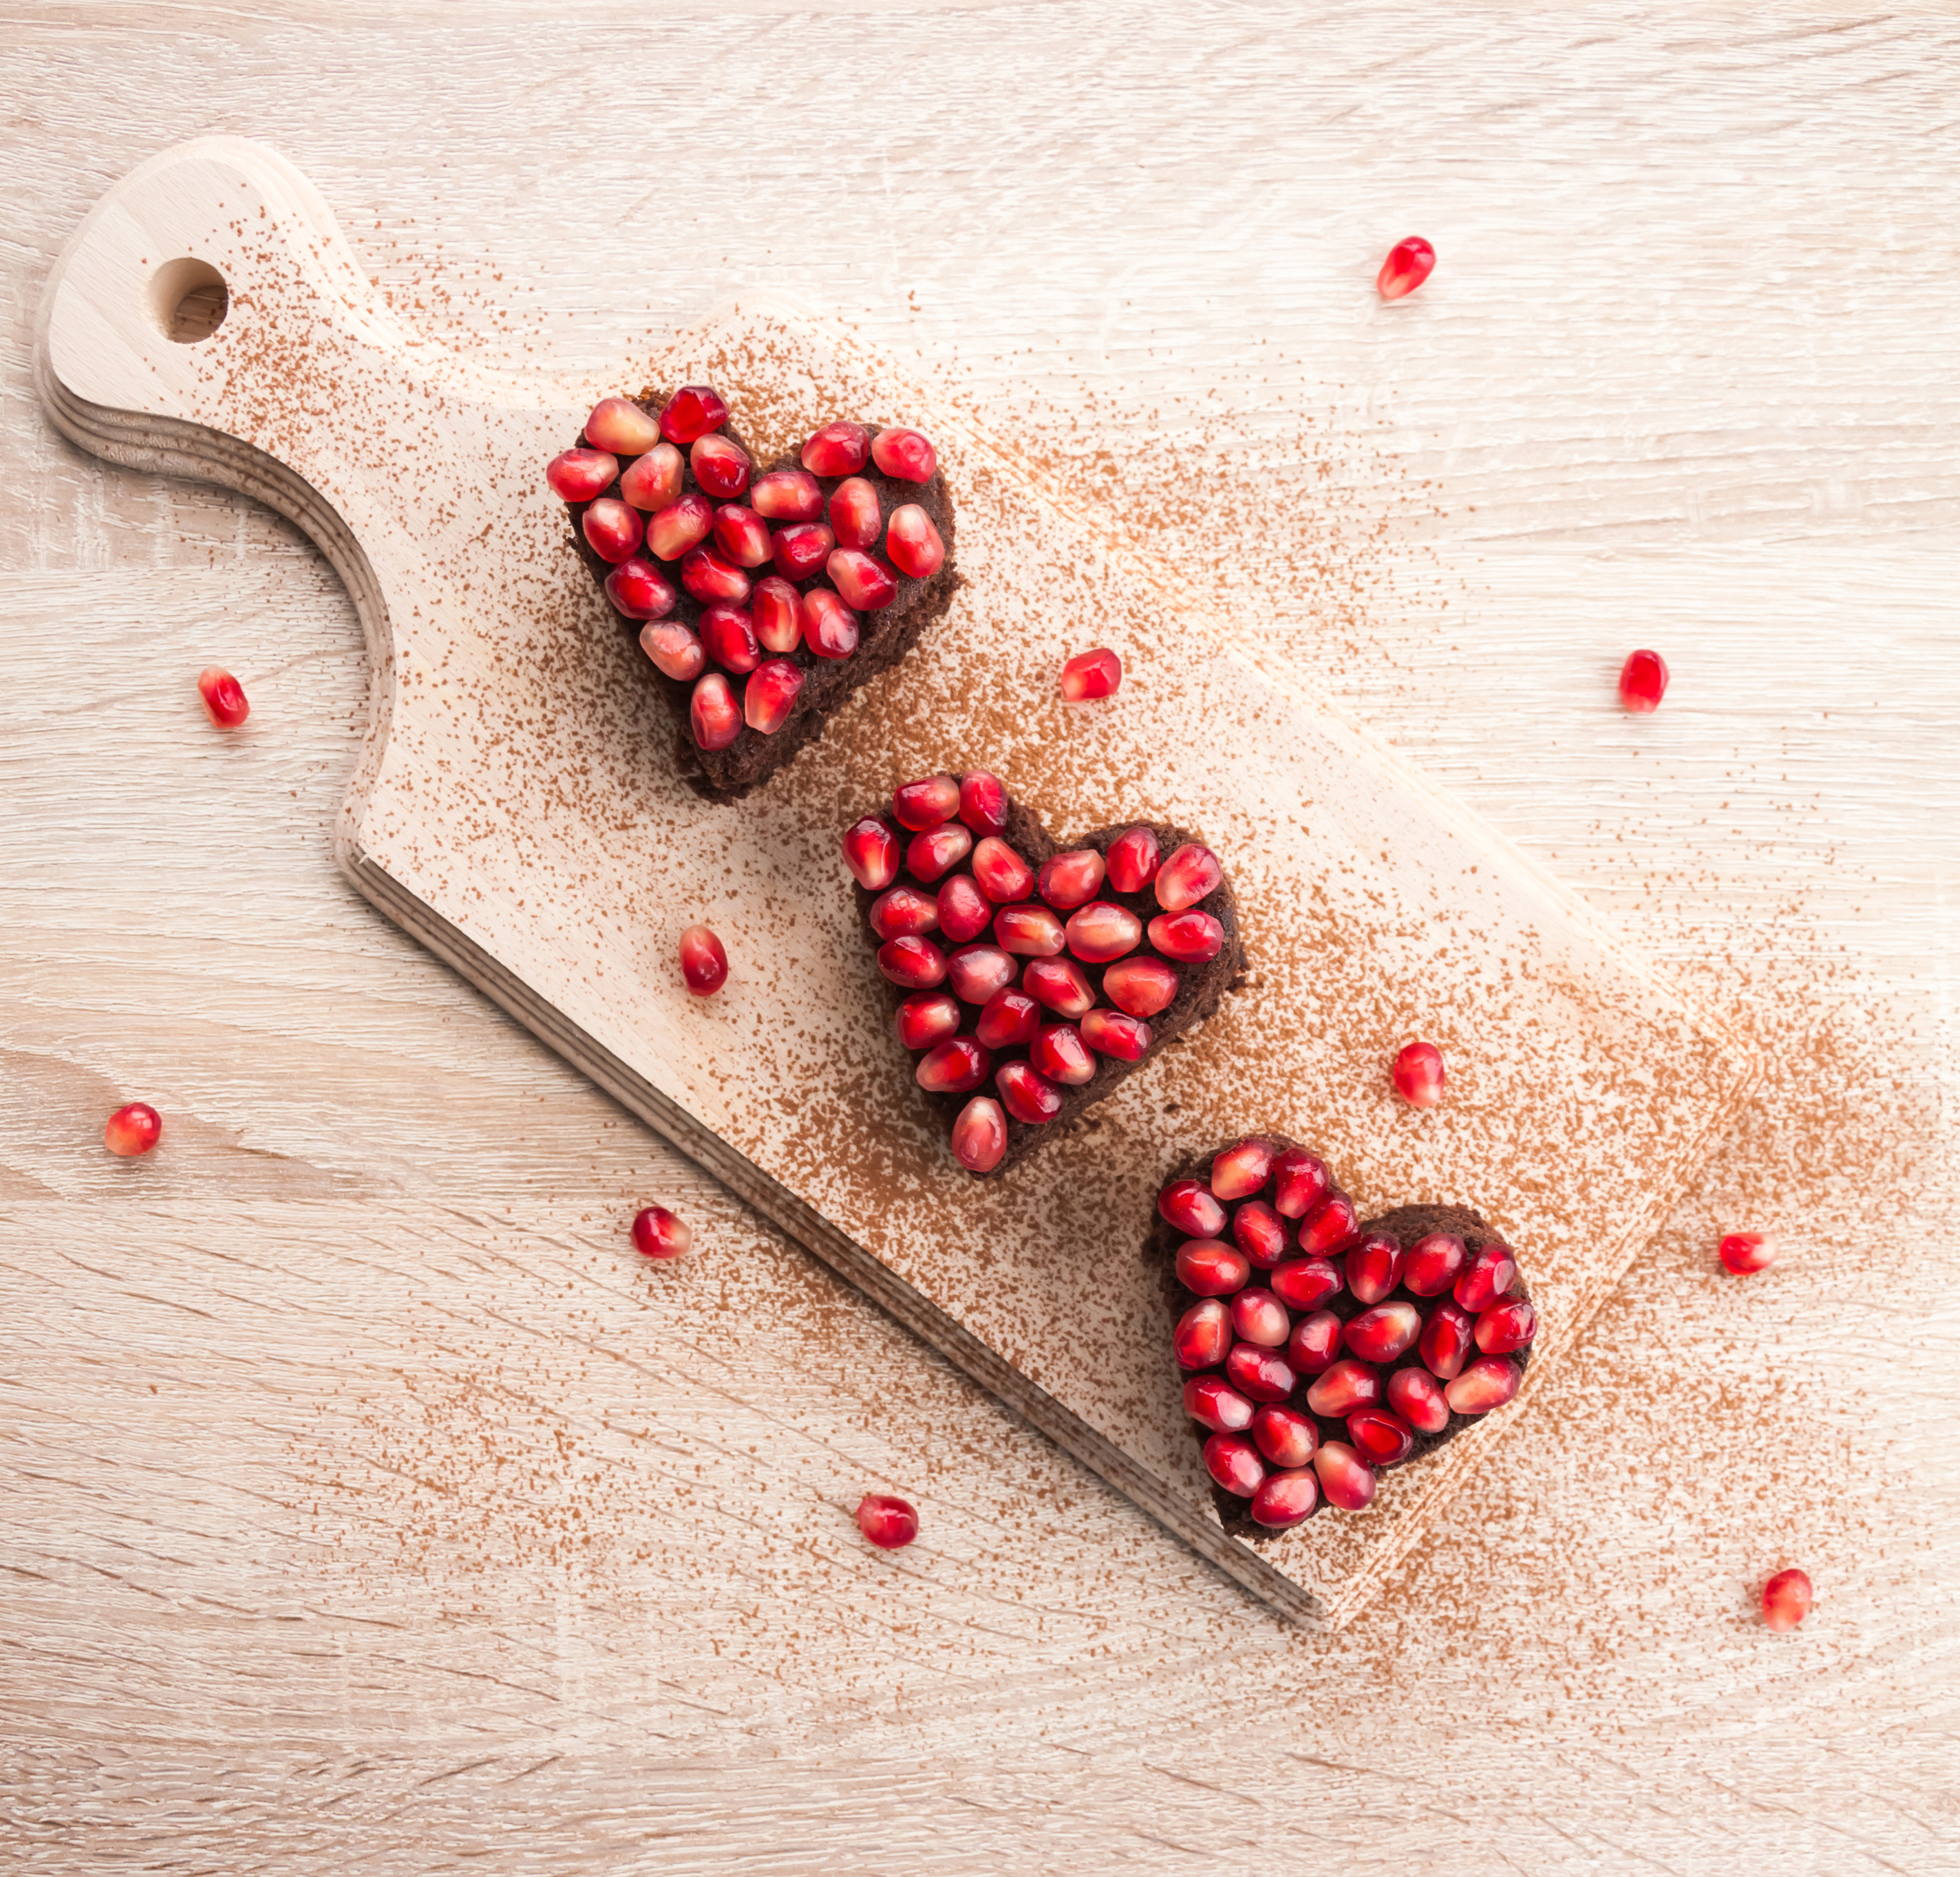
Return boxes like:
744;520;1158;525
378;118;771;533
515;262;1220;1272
1147;1135;1537;1532
548;387;960;801
841;771;1245;1176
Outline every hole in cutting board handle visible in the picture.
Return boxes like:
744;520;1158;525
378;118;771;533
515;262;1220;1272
150;257;228;343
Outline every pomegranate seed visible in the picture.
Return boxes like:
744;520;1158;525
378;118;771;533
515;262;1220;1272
828;548;898;610
631;1203;694;1261
748;466;824;522
1453;1241;1520;1313
1211;1138;1273;1202
906;821;973;883
1392;1039;1446;1108
1297;1192;1359;1256
946;943;1016;1005
1184;1375;1255;1434
1474;1298;1537;1355
856;1492;917;1549
957;771;1008;835
712;504;772;568
828;478;883;550
1619;649;1669;713
842;816;899;890
103;1102;161;1157
917;1036;990;1094
1250;1468;1320;1529
801;420;871;478
1064;901;1142;963
876;935;947;989
1376;236;1436;301
1174;1298;1232;1369
1030;1021;1096;1086
1229;1287;1291;1349
771;521;835;581
1313;1441;1378;1511
1343;1234;1404;1307
1419;1300;1475;1380
690;672;741;751
1347;1407;1414;1468
1203;1432;1266;1499
1080;1009;1151;1060
884;504;945;578
679;923;728;995
1344;1302;1422;1364
681;546;751;607
1270;1257;1343;1311
606;557;679;621
1762;1567;1814;1631
585;396;661;454
699;603;760;674
546;447;618;502
1305;1358;1382;1417
582;497;643;564
657;385;728;447
1146;910;1224;963
743;658;802;734
1153;844;1222;912
996;1060;1064;1124
1102;956;1179;1018
1232;1202;1289;1269
951;1096;1007;1172
1444;1356;1521;1415
971;837;1035;903
1224;1342;1297;1403
1022;956;1094;1018
936;874;992;943
1038;849;1106;910
892;773;961;831
869;885;940;940
1158;1177;1227;1238
750;577;806;654
871;427;938;482
619;442;683;511
975;987;1041;1050
1403;1232;1468;1297
646;492;714;560
1287;1310;1343;1375
1175;1238;1250;1297
641;620;705;681
1251;1404;1319;1468
1270;1147;1330;1220
1059;647;1122;702
802;588;859;659
1721;1231;1779;1275
895;991;960;1050
1103;825;1160;894
1387;1366;1450;1435
196;667;250;727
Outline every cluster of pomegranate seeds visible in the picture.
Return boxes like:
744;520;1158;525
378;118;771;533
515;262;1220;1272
1761;1567;1813;1631
1392;1039;1446;1107
103;1102;162;1157
856;1492;919;1549
196;668;250;727
679;923;729;996
1162;1140;1534;1525
1619;648;1669;712
631;1205;693;1259
1720;1230;1778;1275
1376;236;1436;301
1060;647;1122;702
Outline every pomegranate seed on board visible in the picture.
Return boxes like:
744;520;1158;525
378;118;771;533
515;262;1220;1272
1224;1343;1297;1403
829;549;899;610
957;771;1008;835
681;547;751;606
1232;1202;1289;1269
842;817;900;890
1376;236;1436;301
1030;1022;1096;1086
1297;1192;1359;1256
996;1060;1064;1124
802;420;871;477
619;442;683;511
606;557;679;621
1022;957;1095;1018
1454;1242;1520;1313
1059;647;1122;702
1270;1257;1343;1311
641;621;705;681
1419;1300;1475;1380
546;447;618;502
802;589;860;660
712;504;772;568
771;522;835;581
743;658;803;735
1158;1178;1227;1238
884;504;946;578
1344;1302;1423;1364
829;478;883;550
1080;1009;1151;1060
1176;1238;1251;1297
1250;1468;1319;1529
917;1036;991;1094
892;774;961;831
103;1102;161;1157
1174;1298;1232;1369
975;988;1041;1050
678;923;728;996
1347;1407;1415;1468
1103;824;1160;894
1620;649;1669;713
658;385;728;447
971;837;1035;904
690;672;741;751
751;577;805;654
748;467;824;522
895;991;960;1050
1287;1310;1343;1375
1184;1375;1255;1434
1230;1288;1291;1349
1146;911;1224;963
582;498;643;563
1387;1366;1450;1435
1762;1567;1814;1631
1154;844;1222;912
871;427;938;482
1251;1404;1318;1468
1721;1231;1779;1275
1270;1147;1330;1219
946;944;1016;1005
1445;1357;1522;1415
1102;956;1179;1018
1474;1298;1537;1355
197;667;250;727
631;1204;694;1260
1204;1433;1266;1498
869;885;940;940
645;493;713;561
907;822;974;883
699;603;761;674
1393;1040;1446;1107
1403;1232;1468;1296
856;1492;918;1549
1345;1234;1404;1306
1038;850;1105;910
937;875;992;944
584;396;662;454
877;935;948;989
1211;1138;1273;1201
1313;1441;1377;1511
1064;901;1142;963
1305;1358;1382;1417
951;1096;1008;1172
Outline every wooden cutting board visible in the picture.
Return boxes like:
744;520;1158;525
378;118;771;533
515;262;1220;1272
34;135;1758;1627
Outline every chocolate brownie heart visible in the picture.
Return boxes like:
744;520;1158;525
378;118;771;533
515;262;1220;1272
841;771;1246;1177
548;387;959;802
1145;1135;1537;1532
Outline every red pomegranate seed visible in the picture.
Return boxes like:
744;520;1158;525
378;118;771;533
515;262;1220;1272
1059;647;1122;702
1038;850;1106;910
1392;1040;1446;1108
605;557;679;621
582;497;643;564
681;546;751;607
1080;1009;1151;1060
907;821;973;883
1232;1202;1289;1269
971;837;1035;904
1103;956;1180;1018
1158;1177;1227;1238
917;1036;990;1094
1386;1366;1449;1435
996;1060;1064;1124
1347;1407;1414;1468
679;923;728;995
951;1095;1007;1172
1287;1310;1343;1375
1065;901;1142;963
1030;1021;1096;1086
1176;1238;1250;1297
743;658;803;734
1250;1468;1319;1529
975;987;1041;1050
1209;1138;1272;1202
641;620;705;681
1403;1232;1468;1297
1251;1404;1319;1468
750;577;805;654
1762;1567;1814;1631
1344;1301;1422;1364
1453;1241;1520;1313
1419;1300;1475;1380
748;467;824;522
619;442;683;511
1721;1231;1779;1275
585;396;662;454
1103;825;1160;894
801;420;871;478
842;816;899;890
871;427;937;482
690;672;741;750
1153;844;1222;912
546;447;619;502
829;548;898;610
1297;1192;1359;1256
884;504;945;579
1445;1357;1521;1415
1619;649;1669;713
1305;1358;1382;1417
1174;1298;1231;1369
1230;1287;1291;1349
895;991;960;1050
1022;956;1094;1018
957;771;1007;835
877;934;947;989
103;1102;161;1157
892;773;961;831
647;492;714;561
946;943;1016;1005
771;521;835;581
936;874;992;943
1376;237;1436;301
869;885;940;940
802;588;860;659
630;1204;693;1259
1224;1342;1297;1403
1474;1298;1537;1355
1146;911;1224;963
1184;1375;1255;1434
699;603;760;674
828;476;883;550
712;504;771;568
196;667;250;727
1344;1234;1404;1307
1204;1432;1266;1499
1270;1257;1343;1311
856;1492;918;1549
1270;1147;1330;1220
657;385;728;446
1313;1441;1377;1511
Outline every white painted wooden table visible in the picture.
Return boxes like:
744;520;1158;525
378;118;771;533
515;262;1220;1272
3;6;1957;1871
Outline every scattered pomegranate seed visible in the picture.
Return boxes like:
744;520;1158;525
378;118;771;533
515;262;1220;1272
1419;1300;1475;1380
1176;1238;1251;1297
877;935;947;989
829;478;883;550
971;837;1035;904
582;497;643;564
1030;1020;1096;1086
895;991;961;1050
1103;824;1160;894
748;467;824;522
1386;1366;1450;1435
1251;1404;1319;1468
856;1492;918;1549
1444;1357;1522;1416
975;987;1041;1050
1344;1301;1423;1364
1297;1192;1359;1256
1080;1009;1151;1060
689;672;741;751
1393;1040;1446;1108
951;1096;1008;1172
631;1204;693;1258
1313;1441;1378;1511
1102;956;1180;1018
641;621;705;681
1287;1310;1343;1375
681;546;751;607
103;1102;161;1157
869;885;939;941
842;816;900;890
996;1060;1064;1124
802;588;859;660
906;821;974;883
1022;956;1095;1018
1250;1468;1319;1528
750;578;805;654
1721;1231;1779;1275
658;385;728;447
196;667;250;727
1204;1432;1266;1498
585;396;662;454
1232;1202;1289;1269
1619;649;1669;713
1229;1287;1291;1349
712;504;772;568
678;923;728;996
917;1036;991;1094
546;447;618;502
1270;1256;1343;1311
1154;844;1222;912
957;771;1008;836
1145;911;1224;963
1038;850;1106;910
1403;1231;1468;1297
1184;1375;1255;1434
884;504;946;579
946;943;1016;1006
1270;1148;1330;1220
605;557;679;621
646;493;714;561
1347;1407;1415;1468
1211;1137;1273;1201
1376;236;1436;302
1060;647;1122;702
1158;1177;1227;1238
1453;1241;1520;1313
829;548;899;610
1064;901;1142;963
771;521;835;581
936;874;992;944
871;427;938;482
619;442;683;511
891;774;960;832
802;420;871;478
1224;1342;1297;1403
1761;1567;1814;1631
1344;1233;1404;1307
1474;1298;1537;1355
1174;1298;1232;1369
1305;1358;1383;1417
743;659;802;735
699;603;761;674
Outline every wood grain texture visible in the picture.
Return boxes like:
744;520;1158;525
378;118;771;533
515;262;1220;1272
3;5;1957;1872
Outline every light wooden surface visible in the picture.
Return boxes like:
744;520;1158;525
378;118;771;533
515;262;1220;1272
3;6;1957;1873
